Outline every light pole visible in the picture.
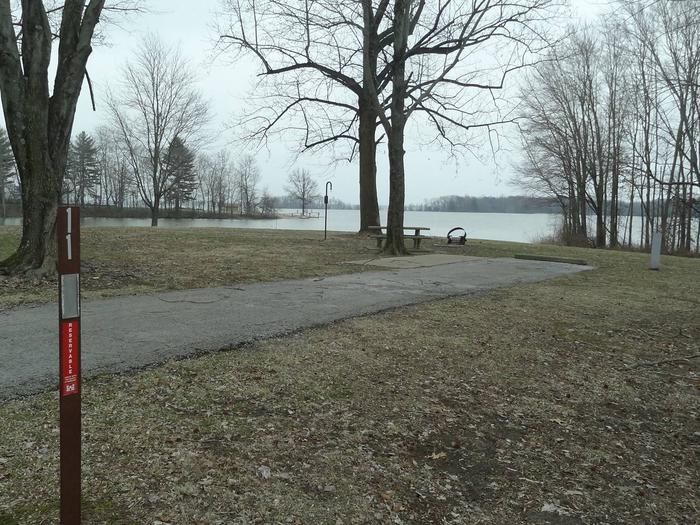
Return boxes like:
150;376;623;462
324;181;333;240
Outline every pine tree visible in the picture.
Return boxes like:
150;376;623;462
66;131;100;205
163;137;197;212
0;128;16;218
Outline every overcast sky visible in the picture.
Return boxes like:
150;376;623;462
42;0;608;205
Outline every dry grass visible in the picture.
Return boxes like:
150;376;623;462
0;229;698;524
0;225;593;310
0;224;658;310
0;226;381;309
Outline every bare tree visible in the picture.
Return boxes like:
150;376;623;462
518;2;700;254
285;168;320;215
218;0;384;231
235;154;261;215
602;19;629;247
364;0;554;254
199;151;235;214
258;187;277;216
108;35;209;226
623;0;700;252
519;26;630;248
222;0;553;251
95;125;131;208
0;0;139;273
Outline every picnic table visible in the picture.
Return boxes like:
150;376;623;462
368;225;431;249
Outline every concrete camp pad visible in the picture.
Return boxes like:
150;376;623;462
0;256;593;397
345;254;481;268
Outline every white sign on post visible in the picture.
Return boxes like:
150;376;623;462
61;274;80;319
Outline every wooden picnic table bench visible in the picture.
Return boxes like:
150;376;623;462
368;225;431;249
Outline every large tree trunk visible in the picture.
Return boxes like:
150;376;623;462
686;188;693;252
384;123;407;255
3;163;60;274
627;179;635;248
1;2;61;275
609;156;619;247
596;208;606;247
359;2;381;234
150;192;160;228
151;200;160;227
595;178;606;248
358;100;380;232
644;172;651;248
382;0;410;256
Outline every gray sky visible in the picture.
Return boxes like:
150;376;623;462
70;0;605;205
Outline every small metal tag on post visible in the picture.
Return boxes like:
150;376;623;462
650;230;662;270
57;206;81;525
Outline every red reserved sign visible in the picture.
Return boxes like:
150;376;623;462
60;320;80;397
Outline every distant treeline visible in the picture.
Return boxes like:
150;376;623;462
4;195;662;219
0;201;277;220
406;194;672;217
0;196;357;219
275;195;358;210
408;195;561;214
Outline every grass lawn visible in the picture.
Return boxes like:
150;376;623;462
0;226;698;524
0;226;383;309
0;224;605;310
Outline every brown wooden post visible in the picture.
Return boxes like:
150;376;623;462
57;206;81;524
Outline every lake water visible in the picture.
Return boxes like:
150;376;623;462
2;209;561;243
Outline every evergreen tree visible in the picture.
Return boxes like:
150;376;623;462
66;131;100;205
0;128;16;218
164;137;197;212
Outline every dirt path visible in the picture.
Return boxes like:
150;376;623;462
0;256;591;398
